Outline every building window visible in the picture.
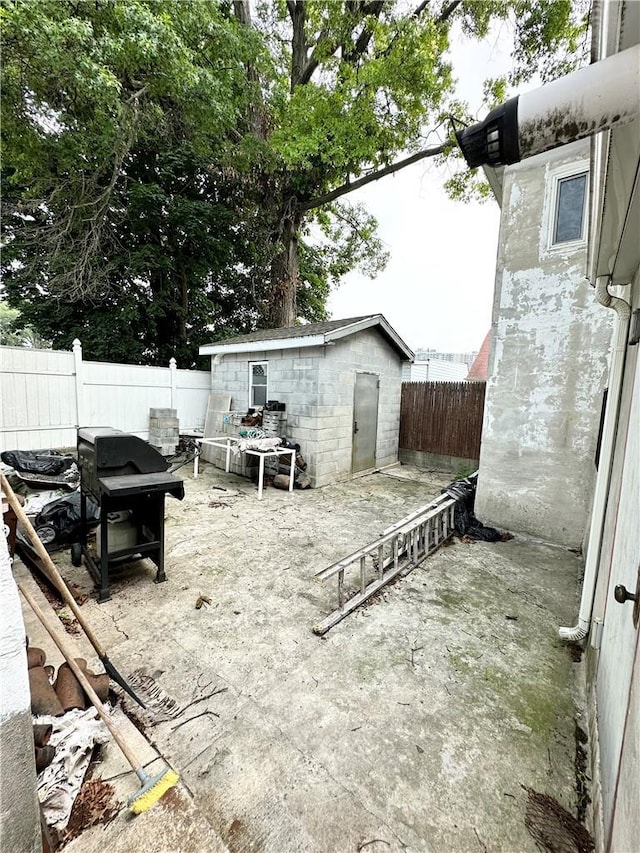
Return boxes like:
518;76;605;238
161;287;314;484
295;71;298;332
552;172;587;244
249;361;268;407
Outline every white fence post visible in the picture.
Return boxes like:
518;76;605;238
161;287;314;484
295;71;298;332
0;342;210;450
169;357;177;410
72;339;85;428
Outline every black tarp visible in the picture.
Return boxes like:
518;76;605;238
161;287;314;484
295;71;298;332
443;477;510;542
1;450;76;476
34;491;99;544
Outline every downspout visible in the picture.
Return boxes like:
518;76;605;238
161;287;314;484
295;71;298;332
558;278;630;641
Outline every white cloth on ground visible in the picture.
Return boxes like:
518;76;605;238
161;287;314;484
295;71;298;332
35;706;111;829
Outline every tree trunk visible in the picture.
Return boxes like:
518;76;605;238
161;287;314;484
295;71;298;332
265;215;300;328
177;253;188;344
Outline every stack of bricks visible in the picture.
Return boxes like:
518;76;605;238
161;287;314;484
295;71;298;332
149;407;179;456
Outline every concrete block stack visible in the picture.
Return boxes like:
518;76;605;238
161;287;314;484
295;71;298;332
149;407;179;456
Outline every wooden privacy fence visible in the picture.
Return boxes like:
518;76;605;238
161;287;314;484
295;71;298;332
399;381;486;460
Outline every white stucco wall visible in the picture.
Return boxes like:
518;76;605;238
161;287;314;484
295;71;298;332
476;141;614;547
0;532;41;853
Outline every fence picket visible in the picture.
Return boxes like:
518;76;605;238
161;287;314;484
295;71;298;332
399;381;486;459
0;343;211;451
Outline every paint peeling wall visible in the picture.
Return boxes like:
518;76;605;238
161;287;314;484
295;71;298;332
476;141;614;547
0;534;41;852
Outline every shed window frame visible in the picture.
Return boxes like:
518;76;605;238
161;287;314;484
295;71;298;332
546;164;589;251
249;361;268;407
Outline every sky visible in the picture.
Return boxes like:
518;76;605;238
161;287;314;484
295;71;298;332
326;25;515;356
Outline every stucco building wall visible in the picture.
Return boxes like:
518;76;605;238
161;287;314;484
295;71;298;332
476;141;613;548
0;534;41;853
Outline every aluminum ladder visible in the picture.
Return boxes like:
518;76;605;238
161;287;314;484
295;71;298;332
313;491;457;635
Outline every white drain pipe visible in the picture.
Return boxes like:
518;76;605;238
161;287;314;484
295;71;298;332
456;43;640;168
559;279;630;641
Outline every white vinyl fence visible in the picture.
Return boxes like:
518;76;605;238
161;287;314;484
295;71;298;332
0;339;211;452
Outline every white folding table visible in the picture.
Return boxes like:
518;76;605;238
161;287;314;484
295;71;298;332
194;437;296;499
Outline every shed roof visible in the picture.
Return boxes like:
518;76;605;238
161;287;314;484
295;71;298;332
199;314;414;360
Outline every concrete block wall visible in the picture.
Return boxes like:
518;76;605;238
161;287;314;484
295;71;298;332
313;330;403;487
208;336;404;488
209;348;322;479
475;141;613;548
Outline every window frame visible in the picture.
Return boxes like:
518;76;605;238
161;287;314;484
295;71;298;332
248;360;268;408
544;161;589;253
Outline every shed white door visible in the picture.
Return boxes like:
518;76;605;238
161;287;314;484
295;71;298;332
596;346;639;843
352;372;379;473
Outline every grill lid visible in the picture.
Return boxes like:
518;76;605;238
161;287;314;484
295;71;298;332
78;428;169;476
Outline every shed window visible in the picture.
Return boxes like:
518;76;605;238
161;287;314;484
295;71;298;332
552;172;587;244
249;361;268;407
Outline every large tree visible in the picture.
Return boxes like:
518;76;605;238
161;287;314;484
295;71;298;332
2;0;589;355
232;0;589;326
1;0;266;363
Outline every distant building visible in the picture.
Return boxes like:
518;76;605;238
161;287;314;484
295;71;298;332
466;332;491;381
413;349;478;368
402;359;468;382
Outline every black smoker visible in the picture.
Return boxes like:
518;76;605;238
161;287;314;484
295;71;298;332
76;428;184;602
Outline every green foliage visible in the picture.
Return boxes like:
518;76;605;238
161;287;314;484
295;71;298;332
3;143;271;365
0;301;51;347
1;0;254;295
1;0;268;364
1;0;592;355
456;0;589;84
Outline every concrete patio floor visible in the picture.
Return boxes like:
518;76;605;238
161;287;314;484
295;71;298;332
18;462;589;853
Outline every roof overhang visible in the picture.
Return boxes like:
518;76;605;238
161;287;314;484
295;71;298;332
482;165;505;206
199;315;414;361
199;335;326;356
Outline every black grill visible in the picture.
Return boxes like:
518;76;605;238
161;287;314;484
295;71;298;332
77;428;184;601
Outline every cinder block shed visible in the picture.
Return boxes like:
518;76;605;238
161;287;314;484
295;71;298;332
199;315;413;487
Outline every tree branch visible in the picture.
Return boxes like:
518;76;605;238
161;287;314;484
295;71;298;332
297;29;335;87
296;1;384;88
437;1;462;24
299;144;448;211
290;1;308;91
412;1;430;16
343;1;384;62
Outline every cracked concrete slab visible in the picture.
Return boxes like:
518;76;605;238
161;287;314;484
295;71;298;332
19;464;587;852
